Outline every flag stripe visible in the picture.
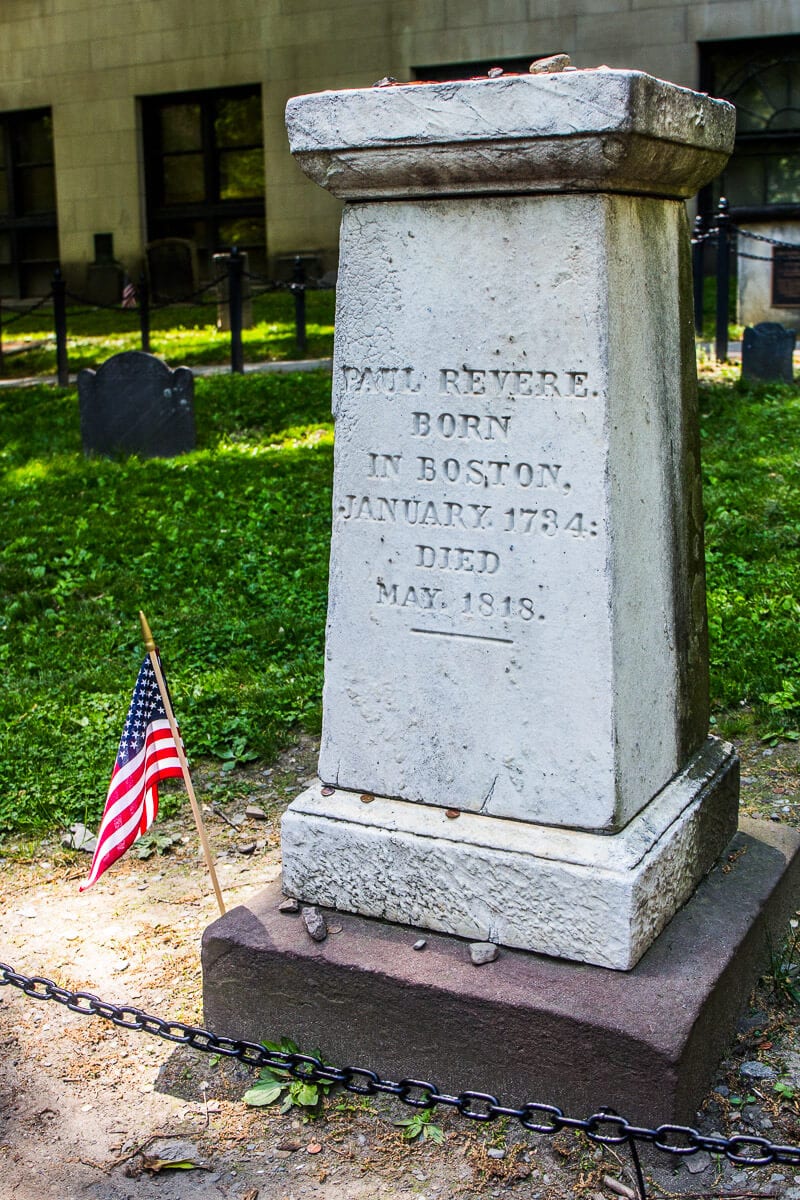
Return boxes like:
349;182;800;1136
81;656;183;891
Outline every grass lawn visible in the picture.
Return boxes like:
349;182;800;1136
0;360;798;834
0;370;333;832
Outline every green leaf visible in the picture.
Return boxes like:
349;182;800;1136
242;1081;284;1107
295;1082;319;1107
257;1067;288;1084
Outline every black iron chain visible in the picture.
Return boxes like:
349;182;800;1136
2;959;800;1181
0;291;56;329
732;226;800;250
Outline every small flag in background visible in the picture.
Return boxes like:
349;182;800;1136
81;655;182;890
121;277;137;308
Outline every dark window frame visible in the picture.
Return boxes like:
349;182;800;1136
0;106;58;299
699;37;800;221
141;85;266;278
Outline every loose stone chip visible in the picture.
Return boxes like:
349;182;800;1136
279;896;300;913
469;942;499;966
529;53;571;74
302;905;328;942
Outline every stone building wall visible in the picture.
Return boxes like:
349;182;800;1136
0;0;798;289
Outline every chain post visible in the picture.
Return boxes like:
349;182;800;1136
138;271;151;353
292;254;307;358
715;197;731;362
52;267;69;386
692;213;705;337
228;246;244;374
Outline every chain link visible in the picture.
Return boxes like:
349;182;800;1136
3;959;800;1180
732;226;800;250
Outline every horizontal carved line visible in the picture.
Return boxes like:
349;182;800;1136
409;628;514;645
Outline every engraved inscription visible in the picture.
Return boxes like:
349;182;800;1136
415;455;570;490
337;363;601;643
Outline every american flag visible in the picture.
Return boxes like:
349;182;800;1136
81;655;182;890
121;278;137;308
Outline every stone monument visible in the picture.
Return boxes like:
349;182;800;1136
203;68;800;1120
280;68;738;971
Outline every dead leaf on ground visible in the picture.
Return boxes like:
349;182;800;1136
139;1155;210;1174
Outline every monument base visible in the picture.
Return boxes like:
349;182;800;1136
202;818;800;1125
281;738;739;970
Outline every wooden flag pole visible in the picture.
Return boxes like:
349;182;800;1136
139;611;226;916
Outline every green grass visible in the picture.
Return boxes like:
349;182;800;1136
698;274;743;343
0;370;333;832
1;289;335;377
700;368;800;735
0;362;799;833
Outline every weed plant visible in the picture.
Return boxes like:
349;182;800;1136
0;364;799;834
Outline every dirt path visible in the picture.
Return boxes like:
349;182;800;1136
2;732;800;1200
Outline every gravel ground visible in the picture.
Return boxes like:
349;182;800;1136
2;731;800;1200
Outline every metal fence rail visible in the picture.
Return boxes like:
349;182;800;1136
0;252;333;384
693;197;800;362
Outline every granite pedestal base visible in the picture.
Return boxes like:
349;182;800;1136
282;738;739;970
202;819;800;1125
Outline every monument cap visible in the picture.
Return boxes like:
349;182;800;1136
286;69;735;201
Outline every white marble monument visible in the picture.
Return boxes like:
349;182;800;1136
281;68;739;969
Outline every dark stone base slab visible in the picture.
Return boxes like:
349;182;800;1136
201;819;800;1124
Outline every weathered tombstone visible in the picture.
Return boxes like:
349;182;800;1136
203;70;800;1120
85;233;122;306
145;238;199;302
281;68;740;971
742;321;796;382
78;350;195;457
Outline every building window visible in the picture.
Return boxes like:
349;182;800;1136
0;108;58;299
142;86;266;278
701;37;800;219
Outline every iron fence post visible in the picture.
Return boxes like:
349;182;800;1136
52;267;69;386
292;255;307;357
692;213;705;337
228;246;244;374
139;272;151;353
715;197;731;362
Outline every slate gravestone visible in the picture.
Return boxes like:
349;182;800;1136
279;68;739;971
145;238;199;302
742;321;796;382
78;351;195;458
